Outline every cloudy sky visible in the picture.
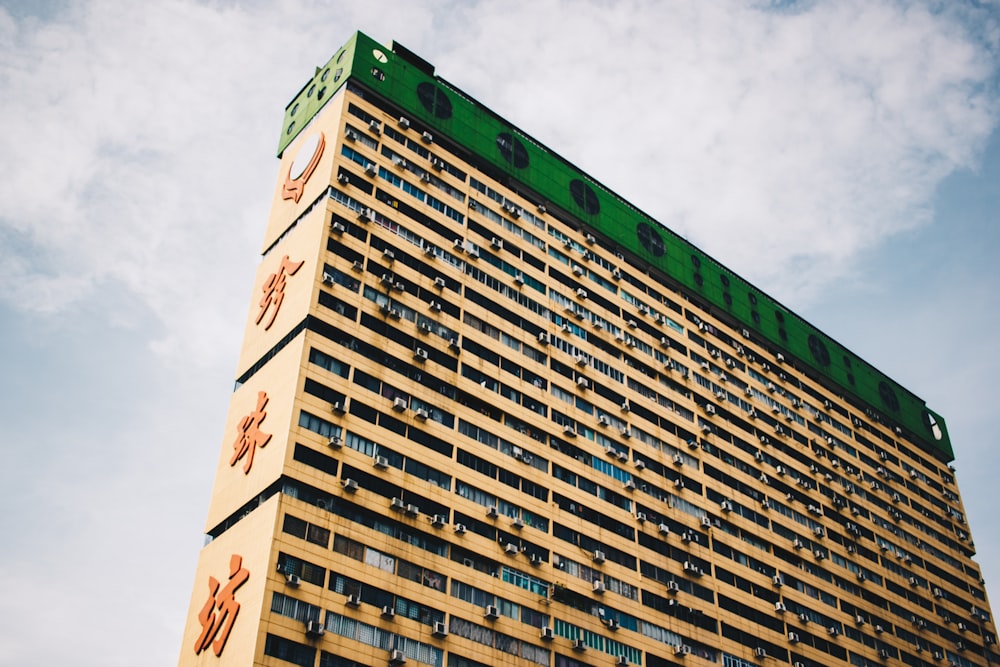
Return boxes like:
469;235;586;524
1;1;998;664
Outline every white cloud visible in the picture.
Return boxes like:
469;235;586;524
1;1;995;359
434;0;998;303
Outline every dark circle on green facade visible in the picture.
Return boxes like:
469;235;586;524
417;82;453;119
748;293;758;306
778;327;787;341
496;132;529;169
808;334;831;366
636;223;665;257
693;273;704;287
570;179;600;215
879;381;900;413
720;274;730;288
751;310;761;324
723;293;733;306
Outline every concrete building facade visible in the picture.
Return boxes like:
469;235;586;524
178;31;996;667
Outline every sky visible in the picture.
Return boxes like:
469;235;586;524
0;1;998;664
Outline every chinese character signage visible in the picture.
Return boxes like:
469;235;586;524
229;391;273;475
194;554;249;657
255;255;303;331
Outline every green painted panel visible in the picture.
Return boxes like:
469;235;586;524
282;32;953;461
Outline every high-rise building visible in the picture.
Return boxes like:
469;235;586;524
178;31;995;667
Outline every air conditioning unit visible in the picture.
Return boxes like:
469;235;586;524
389;497;406;511
513;272;525;285
772;575;783;587
341;478;358;492
413;348;428;361
285;573;301;587
434;276;446;288
505;543;520;555
754;648;767;658
430;514;447;528
511;516;524;529
720;500;733;512
814;550;826;560
573;639;587;651
389;649;406;664
705;404;716;415
673;453;684;466
392;397;407;411
827;626;840;636
486;506;499;518
576;376;589;389
431;620;447;637
346;592;362;607
776;465;786;476
615;656;628;666
634;459;646;470
537;331;550;345
787;631;799;643
453;523;467;534
658;523;670;535
421;131;434;144
592;580;606;594
381;605;396;618
774;601;787;613
592;550;606;564
414;408;429;420
683;561;702;576
374;455;390;469
305;619;324;636
623;479;635;490
572;264;584;276
563;424;576;437
484;605;500;620
666;580;680;594
327;435;343;448
674;644;691;656
700;517;712;529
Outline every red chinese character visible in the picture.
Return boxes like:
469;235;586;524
194;554;250;657
229;391;273;474
256;255;304;330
